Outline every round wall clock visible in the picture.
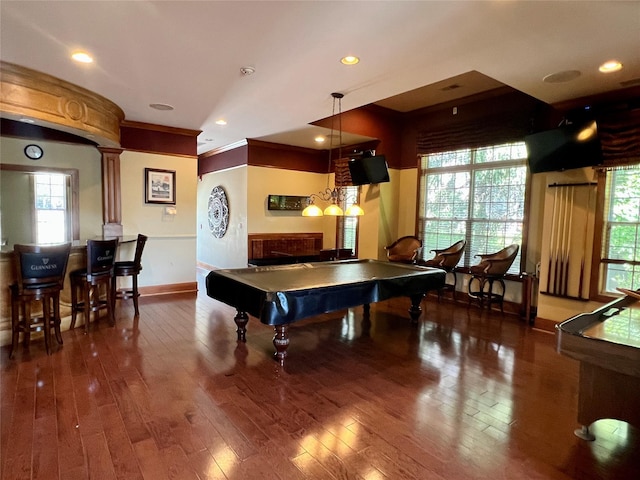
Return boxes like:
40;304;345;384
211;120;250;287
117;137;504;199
24;144;43;160
208;186;229;238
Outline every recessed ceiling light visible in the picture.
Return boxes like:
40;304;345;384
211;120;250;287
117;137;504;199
215;119;227;125
71;51;94;63
149;103;174;111
315;136;326;144
341;55;360;65
599;60;623;73
542;70;581;83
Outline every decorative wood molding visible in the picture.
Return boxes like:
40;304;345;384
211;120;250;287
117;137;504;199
120;120;201;137
0;61;124;146
138;282;198;296
99;147;123;236
120;120;200;157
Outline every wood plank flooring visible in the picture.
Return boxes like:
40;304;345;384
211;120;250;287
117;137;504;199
2;269;639;479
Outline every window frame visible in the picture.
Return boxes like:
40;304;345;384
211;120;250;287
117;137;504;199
0;164;80;244
417;142;530;276
336;185;360;257
591;167;640;300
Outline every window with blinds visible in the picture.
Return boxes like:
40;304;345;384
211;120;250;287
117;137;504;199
337;185;359;255
601;167;640;293
418;142;528;274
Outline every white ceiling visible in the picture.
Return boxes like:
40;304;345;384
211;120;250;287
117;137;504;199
1;1;639;154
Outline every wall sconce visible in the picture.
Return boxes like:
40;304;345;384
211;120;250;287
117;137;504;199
164;206;177;215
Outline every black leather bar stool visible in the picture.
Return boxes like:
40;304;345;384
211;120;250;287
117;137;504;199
70;238;118;332
112;234;147;316
9;243;71;357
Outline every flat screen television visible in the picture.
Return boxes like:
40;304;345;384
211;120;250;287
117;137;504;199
524;120;603;174
348;155;390;185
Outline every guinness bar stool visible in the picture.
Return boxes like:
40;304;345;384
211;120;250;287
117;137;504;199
70;238;118;332
112;234;147;316
9;243;71;357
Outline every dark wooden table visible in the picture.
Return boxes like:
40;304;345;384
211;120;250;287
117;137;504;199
206;259;446;363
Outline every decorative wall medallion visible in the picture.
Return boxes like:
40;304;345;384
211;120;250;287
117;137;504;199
208;186;229;238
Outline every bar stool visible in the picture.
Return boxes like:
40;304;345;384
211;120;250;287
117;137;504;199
70;238;118;332
384;236;422;264
468;244;519;312
420;240;466;301
112;234;147;316
9;243;71;358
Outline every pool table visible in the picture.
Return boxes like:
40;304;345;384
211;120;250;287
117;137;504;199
556;289;640;440
206;259;446;363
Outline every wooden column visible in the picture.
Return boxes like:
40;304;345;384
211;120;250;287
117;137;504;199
99;147;123;237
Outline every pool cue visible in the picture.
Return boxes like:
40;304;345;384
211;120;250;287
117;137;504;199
563;186;574;297
546;187;558;293
555;187;567;295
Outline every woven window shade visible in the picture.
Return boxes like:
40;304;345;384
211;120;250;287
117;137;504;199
334;157;353;187
416;112;532;155
596;108;640;170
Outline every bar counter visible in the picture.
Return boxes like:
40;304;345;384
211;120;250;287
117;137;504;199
0;237;137;344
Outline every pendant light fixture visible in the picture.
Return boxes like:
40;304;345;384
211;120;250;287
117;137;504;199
302;92;364;217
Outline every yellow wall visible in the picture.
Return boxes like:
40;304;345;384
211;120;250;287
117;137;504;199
197;165;248;269
247;166;334;246
119;151;198;286
0;136;103;242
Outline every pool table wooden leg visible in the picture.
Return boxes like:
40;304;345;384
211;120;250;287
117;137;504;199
273;325;289;365
234;311;248;342
409;294;424;324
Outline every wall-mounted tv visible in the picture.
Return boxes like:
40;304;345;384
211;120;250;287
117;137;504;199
524;120;603;174
348;155;390;186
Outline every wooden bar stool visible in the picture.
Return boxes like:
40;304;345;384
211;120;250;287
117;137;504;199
420;240;466;301
384;236;422;264
9;243;71;358
70;238;118;332
467;244;519;312
112;234;147;316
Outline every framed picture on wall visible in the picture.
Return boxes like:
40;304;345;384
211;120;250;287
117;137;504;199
145;168;176;204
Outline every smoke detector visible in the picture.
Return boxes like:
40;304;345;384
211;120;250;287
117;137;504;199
240;66;255;76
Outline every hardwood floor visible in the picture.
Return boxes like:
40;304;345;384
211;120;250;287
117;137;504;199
2;270;639;480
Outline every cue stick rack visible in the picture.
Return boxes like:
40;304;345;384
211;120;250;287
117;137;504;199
539;182;596;300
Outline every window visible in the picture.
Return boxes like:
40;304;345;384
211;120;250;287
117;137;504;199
337;185;359;255
600;167;640;293
34;173;69;244
418;142;528;274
